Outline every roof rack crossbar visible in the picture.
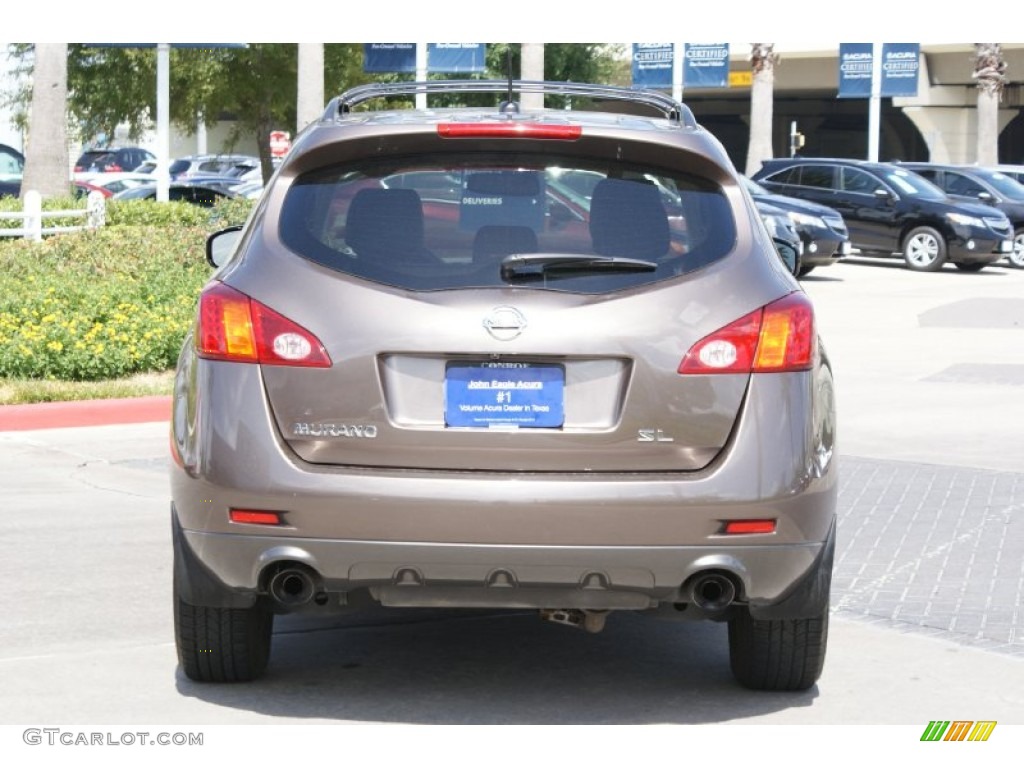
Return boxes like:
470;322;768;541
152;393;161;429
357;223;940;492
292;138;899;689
322;80;696;128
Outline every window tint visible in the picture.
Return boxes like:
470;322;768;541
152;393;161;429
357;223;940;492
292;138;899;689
279;154;737;293
944;172;985;198
799;166;835;190
841;168;880;194
764;166;800;185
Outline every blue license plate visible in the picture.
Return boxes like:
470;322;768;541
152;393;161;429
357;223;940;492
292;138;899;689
445;363;564;428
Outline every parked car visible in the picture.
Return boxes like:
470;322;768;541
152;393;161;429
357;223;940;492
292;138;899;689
74;147;155;175
755;199;804;276
0;142;25;181
989;164;1024;185
73;172;155;197
752;158;1014;272
742;176;850;276
171;80;838;691
168;154;260;181
896;162;1024;268
113;179;240;207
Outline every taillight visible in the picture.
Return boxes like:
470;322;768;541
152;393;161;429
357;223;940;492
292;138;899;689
437;123;582;140
196;282;331;367
678;292;815;374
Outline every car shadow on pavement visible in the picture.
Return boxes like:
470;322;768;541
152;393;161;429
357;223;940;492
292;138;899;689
174;608;818;724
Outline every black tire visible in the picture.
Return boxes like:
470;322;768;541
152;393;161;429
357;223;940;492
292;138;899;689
953;262;987;272
902;226;947;272
174;588;273;682
797;264;816;277
728;605;829;691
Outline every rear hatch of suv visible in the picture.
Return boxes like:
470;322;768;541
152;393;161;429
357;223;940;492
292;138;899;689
213;110;797;474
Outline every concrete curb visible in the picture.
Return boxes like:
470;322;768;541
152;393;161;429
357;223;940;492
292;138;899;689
0;395;171;431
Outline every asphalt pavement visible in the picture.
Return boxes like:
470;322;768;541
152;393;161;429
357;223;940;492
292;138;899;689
1;255;1022;760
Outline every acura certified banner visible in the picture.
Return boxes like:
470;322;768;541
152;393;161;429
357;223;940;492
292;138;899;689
684;43;729;88
881;43;920;97
839;43;920;98
838;43;873;98
632;43;674;88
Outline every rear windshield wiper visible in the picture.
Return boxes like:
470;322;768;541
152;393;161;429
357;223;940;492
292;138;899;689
500;253;658;281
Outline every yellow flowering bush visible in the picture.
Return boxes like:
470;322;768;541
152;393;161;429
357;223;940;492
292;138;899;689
0;198;253;381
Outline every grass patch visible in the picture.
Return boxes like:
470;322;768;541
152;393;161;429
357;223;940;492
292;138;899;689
0;370;174;405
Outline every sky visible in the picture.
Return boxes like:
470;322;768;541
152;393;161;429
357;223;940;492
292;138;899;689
4;1;1020;45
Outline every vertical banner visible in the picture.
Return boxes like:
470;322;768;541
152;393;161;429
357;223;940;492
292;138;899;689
428;43;486;73
683;43;730;88
881;43;920;97
363;43;417;73
838;43;873;98
632;43;674;88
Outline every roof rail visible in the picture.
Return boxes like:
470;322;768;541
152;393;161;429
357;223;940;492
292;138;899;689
322;80;697;128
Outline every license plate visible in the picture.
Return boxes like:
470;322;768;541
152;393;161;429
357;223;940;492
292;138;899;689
999;240;1013;253
839;241;853;255
445;363;564;428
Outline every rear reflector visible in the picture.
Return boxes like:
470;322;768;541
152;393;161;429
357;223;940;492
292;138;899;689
723;520;777;535
678;292;815;374
196;282;332;367
438;123;582;140
229;509;283;525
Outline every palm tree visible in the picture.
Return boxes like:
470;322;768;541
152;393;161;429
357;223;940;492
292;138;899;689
745;43;777;177
972;44;1007;166
20;43;70;199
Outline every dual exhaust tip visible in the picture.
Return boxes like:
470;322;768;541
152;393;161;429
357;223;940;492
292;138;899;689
686;572;738;613
267;564;323;608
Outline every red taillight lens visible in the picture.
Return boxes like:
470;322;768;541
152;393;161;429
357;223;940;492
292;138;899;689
196;283;331;367
679;292;815;374
437;123;582;140
229;509;282;525
723;520;777;535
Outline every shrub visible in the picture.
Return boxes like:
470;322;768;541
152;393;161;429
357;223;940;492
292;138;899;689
0;198;254;381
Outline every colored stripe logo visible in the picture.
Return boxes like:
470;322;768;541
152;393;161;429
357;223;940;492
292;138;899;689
921;721;997;742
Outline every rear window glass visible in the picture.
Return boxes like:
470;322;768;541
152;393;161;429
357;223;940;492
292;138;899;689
279;154;736;293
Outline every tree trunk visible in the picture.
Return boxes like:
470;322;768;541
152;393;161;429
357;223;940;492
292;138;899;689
745;44;776;177
973;43;1006;166
20;43;70;200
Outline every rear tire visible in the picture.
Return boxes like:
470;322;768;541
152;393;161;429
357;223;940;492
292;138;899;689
174;588;273;683
953;262;987;272
902;226;947;272
728;605;829;691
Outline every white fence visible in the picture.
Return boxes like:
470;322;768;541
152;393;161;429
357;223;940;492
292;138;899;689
0;190;106;241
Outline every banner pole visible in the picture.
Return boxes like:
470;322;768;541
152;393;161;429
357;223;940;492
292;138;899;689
868;42;882;162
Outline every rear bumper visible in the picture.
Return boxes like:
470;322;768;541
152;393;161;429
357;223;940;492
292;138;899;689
171;353;838;617
175;506;834;614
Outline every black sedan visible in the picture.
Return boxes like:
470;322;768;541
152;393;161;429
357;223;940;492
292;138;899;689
743;176;851;276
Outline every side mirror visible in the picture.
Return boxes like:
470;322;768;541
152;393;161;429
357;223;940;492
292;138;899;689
773;237;800;276
206;225;243;268
977;191;994;202
873;188;893;201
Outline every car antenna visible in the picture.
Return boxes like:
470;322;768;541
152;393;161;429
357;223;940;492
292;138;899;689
499;45;518;114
